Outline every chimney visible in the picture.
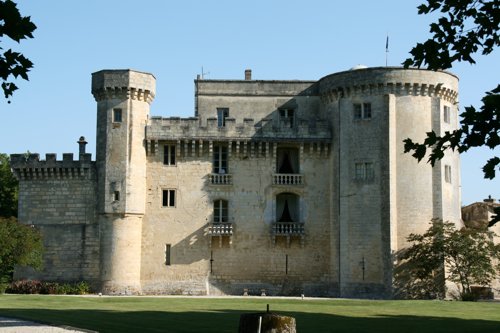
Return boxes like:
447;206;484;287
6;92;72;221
77;136;88;159
245;69;252;81
484;195;496;203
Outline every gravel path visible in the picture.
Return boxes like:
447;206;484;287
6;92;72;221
0;317;94;332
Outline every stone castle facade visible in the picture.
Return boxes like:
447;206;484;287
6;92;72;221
11;67;461;298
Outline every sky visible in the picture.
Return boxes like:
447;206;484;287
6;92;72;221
0;0;498;206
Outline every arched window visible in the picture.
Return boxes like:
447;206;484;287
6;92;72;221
276;193;299;222
214;199;228;223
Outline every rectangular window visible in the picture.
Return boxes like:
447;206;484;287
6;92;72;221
353;104;362;119
162;189;176;207
165;244;171;266
444;105;451;124
217;108;229;127
163;144;176;165
113;191;120;201
213;145;228;174
279;108;295;128
363;103;372;119
113;108;122;123
445;165;452;183
355;162;374;181
353;103;371;119
214;199;228;223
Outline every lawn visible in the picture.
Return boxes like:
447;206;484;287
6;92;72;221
0;295;499;332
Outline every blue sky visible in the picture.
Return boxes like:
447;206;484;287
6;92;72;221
0;0;498;205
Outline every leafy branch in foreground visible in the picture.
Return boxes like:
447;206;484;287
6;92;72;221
0;0;37;101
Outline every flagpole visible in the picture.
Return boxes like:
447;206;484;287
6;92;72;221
385;35;389;66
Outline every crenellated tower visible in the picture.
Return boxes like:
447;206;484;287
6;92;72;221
91;69;156;294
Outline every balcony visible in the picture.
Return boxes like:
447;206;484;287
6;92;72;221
209;173;233;185
208;222;233;235
271;222;305;247
272;173;304;186
208;222;233;247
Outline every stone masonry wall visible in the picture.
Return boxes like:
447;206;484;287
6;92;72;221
141;141;333;296
11;153;99;283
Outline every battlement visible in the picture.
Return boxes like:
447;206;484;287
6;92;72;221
10;152;95;180
146;116;332;142
319;67;459;103
91;69;156;103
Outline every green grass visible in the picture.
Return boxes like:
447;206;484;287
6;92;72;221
0;295;499;332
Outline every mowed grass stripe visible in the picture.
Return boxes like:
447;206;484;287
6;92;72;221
0;296;499;332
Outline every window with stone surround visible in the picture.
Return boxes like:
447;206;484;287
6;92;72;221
163;144;176;166
162;189;176;207
214;199;228;223
444;105;451;124
213;145;228;174
217;108;229;127
113;108;122;123
353;103;371;120
445;165;452;183
355;162;374;181
113;191;120;201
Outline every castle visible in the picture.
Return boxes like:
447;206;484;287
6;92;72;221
11;67;461;298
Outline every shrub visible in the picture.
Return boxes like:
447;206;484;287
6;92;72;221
40;282;59;295
6;279;42;294
56;283;73;295
6;280;93;295
72;281;91;295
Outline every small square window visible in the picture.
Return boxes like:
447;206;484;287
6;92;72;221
163;144;176;165
162;189;176;207
354;162;374;181
113;191;120;201
113;108;122;123
353;103;372;120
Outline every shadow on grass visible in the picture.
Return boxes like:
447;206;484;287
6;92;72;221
0;308;499;333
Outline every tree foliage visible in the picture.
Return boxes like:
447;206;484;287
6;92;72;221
0;0;36;101
0;216;43;283
0;153;18;218
403;0;500;226
395;219;500;300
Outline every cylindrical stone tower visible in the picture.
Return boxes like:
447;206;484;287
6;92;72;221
319;67;460;298
91;69;156;294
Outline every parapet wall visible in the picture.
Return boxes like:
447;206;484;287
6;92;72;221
10;153;95;180
146;116;331;141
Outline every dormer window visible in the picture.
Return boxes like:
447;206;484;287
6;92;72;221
279;108;295;128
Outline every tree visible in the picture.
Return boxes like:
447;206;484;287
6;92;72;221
0;0;36;102
402;0;500;226
0;216;43;283
395;219;500;300
0;153;18;218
